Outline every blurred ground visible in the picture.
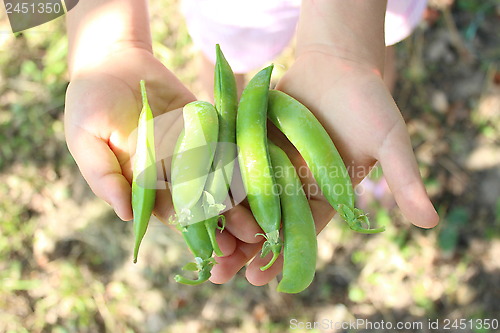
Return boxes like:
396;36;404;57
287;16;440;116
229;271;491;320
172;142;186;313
0;0;499;332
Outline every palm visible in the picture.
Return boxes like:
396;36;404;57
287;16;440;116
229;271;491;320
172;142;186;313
65;48;195;220
277;51;438;226
277;53;395;178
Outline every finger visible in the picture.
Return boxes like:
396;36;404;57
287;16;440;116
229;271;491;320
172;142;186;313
67;129;133;221
377;123;439;228
244;199;333;286
309;199;336;233
215;229;237;257
153;187;174;223
245;253;284;286
209;240;262;284
223;204;263;244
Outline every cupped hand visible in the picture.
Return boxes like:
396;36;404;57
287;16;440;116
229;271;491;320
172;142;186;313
64;47;195;221
209;48;439;286
275;48;440;228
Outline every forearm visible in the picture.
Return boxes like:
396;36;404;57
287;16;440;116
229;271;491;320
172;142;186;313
67;0;152;78
297;0;387;73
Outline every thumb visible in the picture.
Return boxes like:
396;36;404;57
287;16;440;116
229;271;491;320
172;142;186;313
67;129;133;221
377;123;439;229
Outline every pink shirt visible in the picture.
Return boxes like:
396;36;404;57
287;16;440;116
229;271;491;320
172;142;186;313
181;0;428;73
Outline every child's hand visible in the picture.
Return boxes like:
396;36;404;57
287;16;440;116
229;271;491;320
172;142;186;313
276;48;439;229
208;48;439;286
65;47;195;221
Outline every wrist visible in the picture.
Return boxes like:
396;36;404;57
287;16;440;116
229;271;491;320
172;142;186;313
296;0;387;73
68;40;153;80
67;0;152;78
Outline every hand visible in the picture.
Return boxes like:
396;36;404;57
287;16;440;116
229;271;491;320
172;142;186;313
64;47;195;221
276;48;440;228
209;48;439;286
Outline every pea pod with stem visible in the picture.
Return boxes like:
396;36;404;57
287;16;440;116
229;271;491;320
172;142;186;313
170;101;219;284
202;44;239;257
267;90;384;233
268;141;317;294
236;65;282;271
132;80;157;263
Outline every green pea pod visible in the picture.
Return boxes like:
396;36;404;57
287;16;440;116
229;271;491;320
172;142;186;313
171;101;219;223
174;200;215;285
132;80;157;263
268;141;317;294
267;90;384;233
237;65;282;271
209;43;238;201
170;113;218;285
202;44;239;256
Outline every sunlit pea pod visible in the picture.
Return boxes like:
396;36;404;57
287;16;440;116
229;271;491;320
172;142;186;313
202;44;239;257
268;141;317;294
267;90;385;233
236;65;282;271
132;80;157;263
170;101;219;223
170;113;218;285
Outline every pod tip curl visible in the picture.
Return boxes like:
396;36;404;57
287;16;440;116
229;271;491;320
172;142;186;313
256;230;282;271
174;257;216;285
